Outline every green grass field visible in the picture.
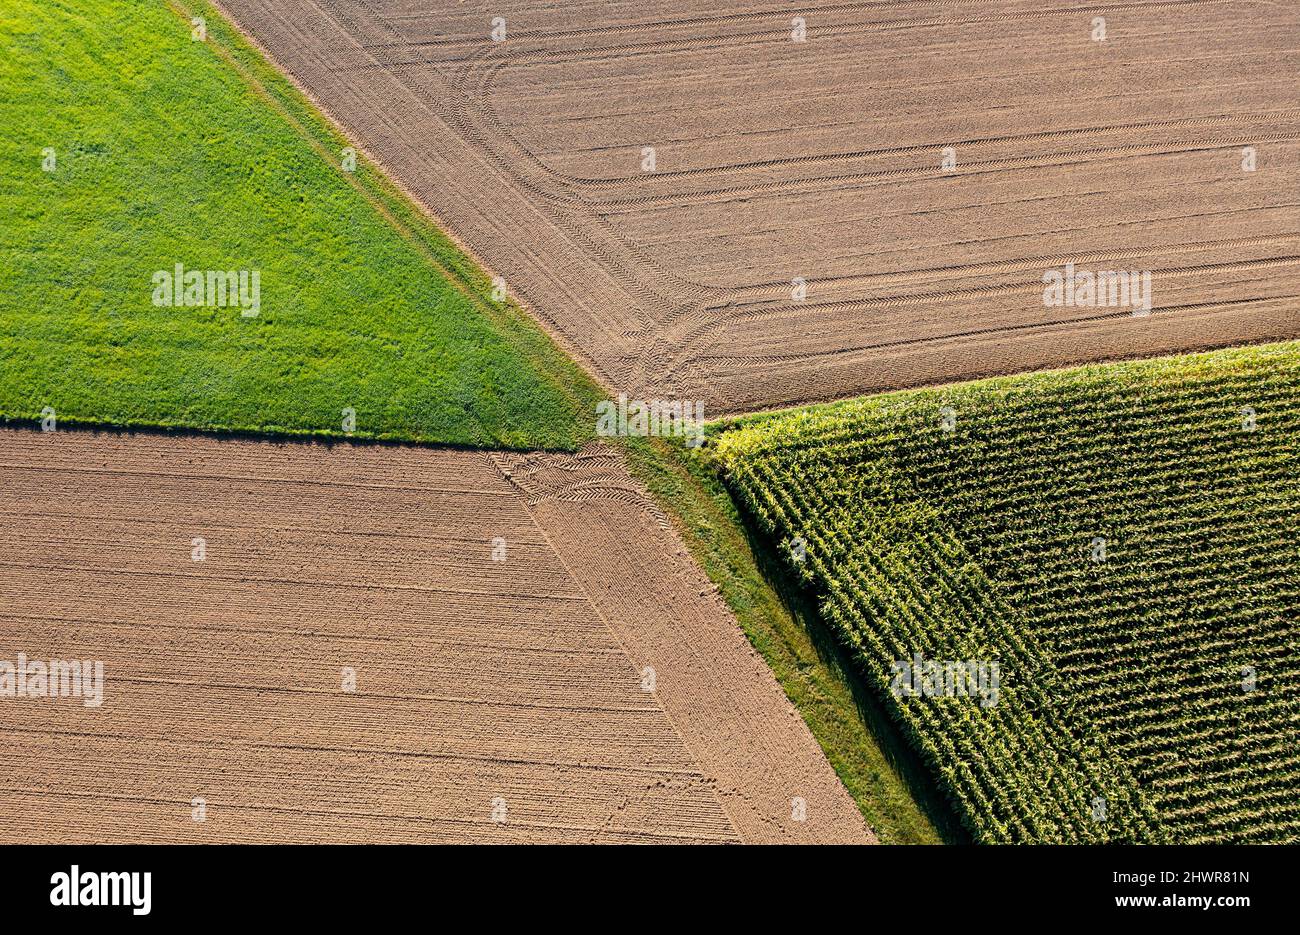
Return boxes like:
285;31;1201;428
0;0;599;449
711;342;1300;843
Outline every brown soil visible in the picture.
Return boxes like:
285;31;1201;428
0;429;871;843
216;0;1300;414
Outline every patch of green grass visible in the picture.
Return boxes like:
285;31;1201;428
0;0;599;449
710;341;1300;843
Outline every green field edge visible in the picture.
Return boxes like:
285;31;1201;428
0;412;499;451
711;340;1300;438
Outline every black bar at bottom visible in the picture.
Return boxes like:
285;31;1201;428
0;843;1285;922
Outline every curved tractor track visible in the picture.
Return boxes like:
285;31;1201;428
217;0;1300;411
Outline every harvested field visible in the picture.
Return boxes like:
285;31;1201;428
216;0;1300;413
0;428;870;844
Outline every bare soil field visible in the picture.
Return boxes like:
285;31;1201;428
216;0;1300;413
0;428;869;843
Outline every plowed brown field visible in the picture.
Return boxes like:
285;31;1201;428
0;429;870;843
215;0;1300;413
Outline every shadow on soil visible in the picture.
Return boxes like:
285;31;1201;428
0;417;578;455
734;503;972;845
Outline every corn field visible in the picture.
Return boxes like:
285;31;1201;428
711;342;1300;843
